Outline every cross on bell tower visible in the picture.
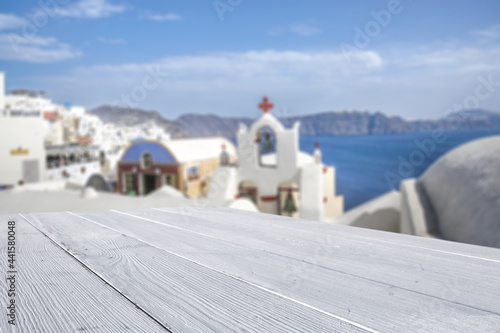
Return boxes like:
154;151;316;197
258;96;274;114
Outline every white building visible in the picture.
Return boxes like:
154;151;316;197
2;90;51;119
0;72;46;187
0;117;46;188
207;97;344;222
0;71;173;188
117;137;237;198
0;72;104;189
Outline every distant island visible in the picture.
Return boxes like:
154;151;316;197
90;105;500;139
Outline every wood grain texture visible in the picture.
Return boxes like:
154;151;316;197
0;215;168;333
74;208;500;332
3;206;500;333
23;212;373;333
150;206;500;261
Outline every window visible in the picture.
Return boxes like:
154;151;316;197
187;166;200;181
124;173;136;195
100;151;106;166
142;153;153;169
164;174;177;188
220;151;230;166
238;180;258;205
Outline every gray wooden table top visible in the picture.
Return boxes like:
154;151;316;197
1;207;499;332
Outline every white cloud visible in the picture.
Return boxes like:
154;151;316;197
0;13;26;31
393;45;500;72
289;24;323;37
18;44;500;119
0;12;81;63
84;49;383;78
0;34;82;63
33;49;385;115
98;37;125;44
55;0;126;18
471;24;500;40
148;13;182;21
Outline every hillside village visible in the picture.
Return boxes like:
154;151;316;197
0;71;345;223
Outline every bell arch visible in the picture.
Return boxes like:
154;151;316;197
238;180;259;206
278;181;300;218
256;125;277;167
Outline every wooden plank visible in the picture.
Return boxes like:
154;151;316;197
150;206;500;261
126;206;500;272
23;211;374;333
108;207;500;296
0;214;168;332
76;209;500;332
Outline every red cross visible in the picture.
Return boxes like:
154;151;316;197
258;96;274;114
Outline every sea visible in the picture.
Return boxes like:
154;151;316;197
299;129;500;211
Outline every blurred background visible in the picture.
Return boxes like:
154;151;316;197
1;0;500;216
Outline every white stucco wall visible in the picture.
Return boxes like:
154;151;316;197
206;166;238;202
227;198;259;212
399;179;436;237
45;161;102;186
419;136;500;248
4;95;49;117
0;118;46;186
44;120;64;146
324;167;344;218
300;164;325;221
332;191;401;232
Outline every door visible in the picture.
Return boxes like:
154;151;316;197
23;160;40;183
143;174;157;195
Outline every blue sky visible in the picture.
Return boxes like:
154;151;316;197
1;0;500;119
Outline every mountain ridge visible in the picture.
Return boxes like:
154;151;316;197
89;105;500;139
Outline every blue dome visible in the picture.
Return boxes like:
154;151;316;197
121;141;176;163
